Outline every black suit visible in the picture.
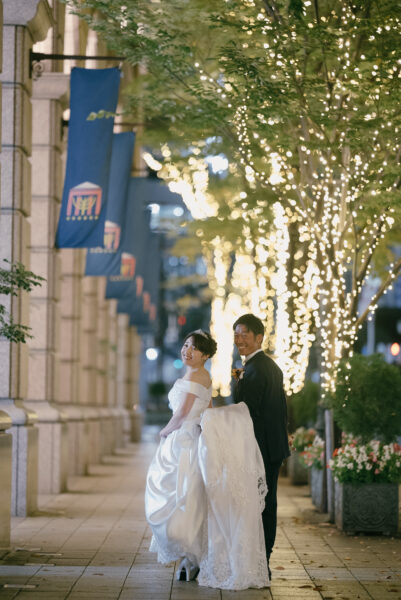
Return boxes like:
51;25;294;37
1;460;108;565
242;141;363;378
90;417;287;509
234;350;290;561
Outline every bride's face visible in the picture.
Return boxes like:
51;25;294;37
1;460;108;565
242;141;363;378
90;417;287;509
181;336;206;368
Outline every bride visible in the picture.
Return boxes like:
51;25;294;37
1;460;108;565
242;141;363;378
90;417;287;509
145;329;269;590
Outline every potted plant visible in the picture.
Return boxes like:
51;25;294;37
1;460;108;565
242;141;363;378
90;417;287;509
146;381;170;425
328;353;401;534
288;427;316;485
287;381;319;484
330;436;401;534
290;380;319;431
300;435;327;512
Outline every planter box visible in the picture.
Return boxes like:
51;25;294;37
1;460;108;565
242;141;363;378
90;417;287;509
288;452;308;485
310;466;327;513
334;481;399;535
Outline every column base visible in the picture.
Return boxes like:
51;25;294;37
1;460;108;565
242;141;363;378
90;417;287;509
24;401;69;494
10;424;38;517
0;427;13;549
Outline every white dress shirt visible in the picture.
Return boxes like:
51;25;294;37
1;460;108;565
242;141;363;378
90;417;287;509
243;348;264;364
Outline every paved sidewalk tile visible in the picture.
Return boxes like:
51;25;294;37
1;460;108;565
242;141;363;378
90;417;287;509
0;428;400;600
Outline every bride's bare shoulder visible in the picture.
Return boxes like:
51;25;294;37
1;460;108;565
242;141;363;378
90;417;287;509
187;370;212;388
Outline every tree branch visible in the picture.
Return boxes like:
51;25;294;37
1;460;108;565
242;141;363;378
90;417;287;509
355;257;401;328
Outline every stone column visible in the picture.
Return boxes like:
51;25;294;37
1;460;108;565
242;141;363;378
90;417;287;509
115;320;142;444
96;278;115;457
0;0;52;516
81;276;101;466
26;73;69;494
108;299;119;445
126;327;142;442
59;248;89;476
116;314;131;442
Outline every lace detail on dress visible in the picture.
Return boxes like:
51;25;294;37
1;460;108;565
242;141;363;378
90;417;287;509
198;535;268;590
149;534;183;565
198;402;269;590
145;377;211;569
200;403;267;511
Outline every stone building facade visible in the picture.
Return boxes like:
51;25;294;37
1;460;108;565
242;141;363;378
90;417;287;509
0;0;143;548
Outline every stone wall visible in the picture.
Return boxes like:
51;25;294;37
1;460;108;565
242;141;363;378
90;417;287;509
0;0;142;544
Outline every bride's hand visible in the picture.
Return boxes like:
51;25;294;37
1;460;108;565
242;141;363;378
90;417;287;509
159;428;168;438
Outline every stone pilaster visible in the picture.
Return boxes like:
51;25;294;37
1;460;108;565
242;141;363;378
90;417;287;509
81;276;101;466
116;317;142;444
59;248;89;476
128;328;142;442
116;313;130;441
26;72;69;494
0;0;52;517
96;278;114;456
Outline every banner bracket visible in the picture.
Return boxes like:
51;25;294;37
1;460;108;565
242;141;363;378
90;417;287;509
30;50;126;79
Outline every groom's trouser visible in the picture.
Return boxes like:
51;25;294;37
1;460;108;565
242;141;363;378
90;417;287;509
262;460;282;561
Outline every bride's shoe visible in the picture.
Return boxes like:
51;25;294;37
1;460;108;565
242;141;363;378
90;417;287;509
176;558;199;582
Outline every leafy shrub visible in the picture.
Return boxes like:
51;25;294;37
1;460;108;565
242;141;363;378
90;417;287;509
148;381;167;397
300;435;325;470
329;353;401;443
0;260;44;343
290;380;319;429
292;427;316;452
329;436;401;483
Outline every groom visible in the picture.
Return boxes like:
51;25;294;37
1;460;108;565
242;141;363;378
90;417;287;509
233;313;290;578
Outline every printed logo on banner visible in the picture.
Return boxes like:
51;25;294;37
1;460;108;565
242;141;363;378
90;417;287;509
104;220;121;251
136;276;144;297
66;182;102;221
121;253;136;277
143;291;151;312
108;253;136;281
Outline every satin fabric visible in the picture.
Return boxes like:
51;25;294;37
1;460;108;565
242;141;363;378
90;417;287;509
198;402;269;589
145;379;210;565
145;379;269;590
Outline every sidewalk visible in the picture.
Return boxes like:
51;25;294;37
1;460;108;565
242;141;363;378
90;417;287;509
0;428;400;600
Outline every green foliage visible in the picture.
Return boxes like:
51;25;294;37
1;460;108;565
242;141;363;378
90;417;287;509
329;353;401;443
330;437;401;484
299;435;325;470
0;260;45;343
67;0;401;388
67;0;401;283
292;426;316;452
148;381;168;397
290;379;319;429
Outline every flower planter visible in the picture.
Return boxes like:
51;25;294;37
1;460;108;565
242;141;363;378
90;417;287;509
310;466;327;513
334;480;399;535
288;452;309;485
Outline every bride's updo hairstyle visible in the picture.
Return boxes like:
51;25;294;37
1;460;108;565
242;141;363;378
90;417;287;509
183;330;217;359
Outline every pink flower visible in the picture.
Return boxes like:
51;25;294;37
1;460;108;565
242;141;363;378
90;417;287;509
374;468;380;475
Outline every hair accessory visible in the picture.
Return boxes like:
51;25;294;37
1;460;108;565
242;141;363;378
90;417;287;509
194;329;208;339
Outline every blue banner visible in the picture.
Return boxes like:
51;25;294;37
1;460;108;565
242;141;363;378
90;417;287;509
85;132;135;274
55;67;120;248
116;233;161;334
105;182;151;300
143;232;161;321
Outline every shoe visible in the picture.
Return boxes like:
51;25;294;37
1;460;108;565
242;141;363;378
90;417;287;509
175;557;199;582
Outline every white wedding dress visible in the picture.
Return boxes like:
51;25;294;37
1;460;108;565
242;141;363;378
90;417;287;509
145;378;269;590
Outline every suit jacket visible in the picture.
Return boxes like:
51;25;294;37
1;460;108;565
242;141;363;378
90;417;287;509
234;351;290;465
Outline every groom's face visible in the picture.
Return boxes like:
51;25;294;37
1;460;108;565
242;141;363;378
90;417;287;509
234;324;263;357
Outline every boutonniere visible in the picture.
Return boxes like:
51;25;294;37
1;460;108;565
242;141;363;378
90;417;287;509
232;368;244;381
